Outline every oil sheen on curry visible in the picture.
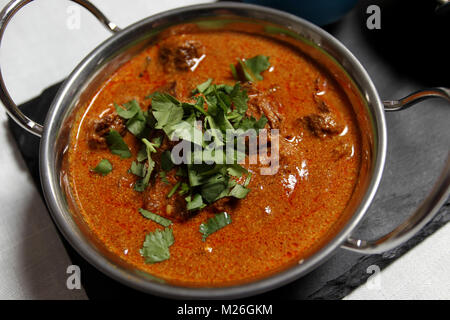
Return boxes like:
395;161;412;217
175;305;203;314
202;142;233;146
67;24;362;286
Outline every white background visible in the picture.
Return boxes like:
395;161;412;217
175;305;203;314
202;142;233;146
0;0;448;299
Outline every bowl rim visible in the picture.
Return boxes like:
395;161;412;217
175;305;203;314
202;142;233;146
40;2;387;299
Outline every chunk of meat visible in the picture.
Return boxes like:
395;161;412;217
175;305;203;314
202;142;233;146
159;39;203;72
242;82;283;129
87;109;126;149
301;113;343;138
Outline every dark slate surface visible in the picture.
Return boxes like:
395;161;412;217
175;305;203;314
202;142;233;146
8;0;449;300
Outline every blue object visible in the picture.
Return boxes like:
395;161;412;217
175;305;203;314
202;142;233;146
242;0;358;26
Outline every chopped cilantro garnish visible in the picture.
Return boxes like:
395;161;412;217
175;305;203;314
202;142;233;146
105;129;131;158
113;77;263;214
140;227;174;264
243;55;270;81
151;92;184;134
232;55;270;82
193;78;213;94
134;138;157;192
229;184;250;199
139;208;172;227
114;100;140;119
115;99;149;137
199;212;232;241
92;159;112;176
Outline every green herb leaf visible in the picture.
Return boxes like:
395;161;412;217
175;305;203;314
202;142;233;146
243;55;270;81
230;83;248;114
139;208;172;227
140;228;174;263
92;159;112;176
105;129;131;158
136;145;148;162
151;92;184;133
226;164;247;177
186;193;205;211
229;184;250;199
114;100;140;119
193;78;213;94
126;111;147;137
199;173;228;203
244;172;252;187
199;212;232;241
134;138;156;192
130;161;145;177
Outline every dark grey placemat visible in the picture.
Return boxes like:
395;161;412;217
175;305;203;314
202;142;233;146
7;0;449;299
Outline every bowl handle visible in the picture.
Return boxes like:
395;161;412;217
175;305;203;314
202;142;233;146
342;88;450;254
0;0;120;137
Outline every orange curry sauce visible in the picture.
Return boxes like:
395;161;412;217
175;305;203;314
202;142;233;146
67;26;362;286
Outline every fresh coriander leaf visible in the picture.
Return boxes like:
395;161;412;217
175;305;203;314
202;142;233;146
186;193;204;211
166;120;203;145
243;55;270;81
161;151;174;171
238;59;254;82
151;92;184;132
201;180;228;203
115;100;148;137
139;208;172;227
226;164;247;177
199;212;232;241
230;83;248;114
236;114;268;132
244;172;252;187
187;163;214;187
126;111;147;137
194;78;213;94
134;138;156;192
229;184;250;199
254;114;268;130
137;145;148;162
140;227;174;264
130;161;145;177
193;96;208;116
106;129;131;158
167;181;181;198
114;100;140;119
92;159;112;176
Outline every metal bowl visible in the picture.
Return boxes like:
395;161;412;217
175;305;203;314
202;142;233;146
0;0;448;299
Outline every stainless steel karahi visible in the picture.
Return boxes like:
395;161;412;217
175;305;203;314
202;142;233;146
0;0;449;299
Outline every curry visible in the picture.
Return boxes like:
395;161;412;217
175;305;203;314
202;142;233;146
66;23;362;286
